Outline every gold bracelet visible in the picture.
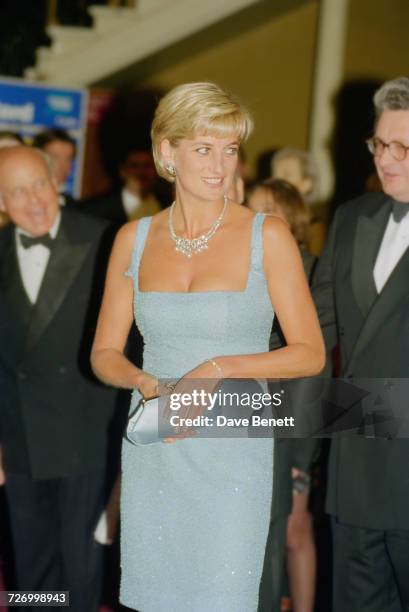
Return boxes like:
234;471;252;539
207;358;223;377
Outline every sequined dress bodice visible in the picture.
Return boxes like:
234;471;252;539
125;213;274;379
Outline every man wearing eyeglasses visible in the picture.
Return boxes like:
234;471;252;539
313;77;409;612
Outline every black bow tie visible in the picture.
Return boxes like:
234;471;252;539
19;233;54;250
392;202;409;223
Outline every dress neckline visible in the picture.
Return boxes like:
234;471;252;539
136;213;265;296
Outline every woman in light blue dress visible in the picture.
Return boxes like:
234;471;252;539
91;82;324;612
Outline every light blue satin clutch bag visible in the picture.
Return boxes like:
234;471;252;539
126;397;162;445
126;380;269;445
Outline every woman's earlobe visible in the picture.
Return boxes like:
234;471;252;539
165;162;176;177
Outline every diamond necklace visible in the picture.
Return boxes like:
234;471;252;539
168;195;228;258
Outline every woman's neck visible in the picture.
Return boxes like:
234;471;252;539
171;192;227;238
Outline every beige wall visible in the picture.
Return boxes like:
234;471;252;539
100;1;319;178
344;0;409;81
93;0;409;180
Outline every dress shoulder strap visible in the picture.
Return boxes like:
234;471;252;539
250;213;266;272
124;217;152;283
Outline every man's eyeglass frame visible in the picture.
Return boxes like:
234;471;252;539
366;136;409;162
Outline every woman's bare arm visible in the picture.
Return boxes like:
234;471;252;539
91;221;157;397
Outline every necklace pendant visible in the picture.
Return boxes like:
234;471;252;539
175;238;194;258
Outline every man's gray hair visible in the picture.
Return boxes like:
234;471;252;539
374;77;409;118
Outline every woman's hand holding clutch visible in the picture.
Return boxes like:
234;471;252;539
127;360;224;445
138;370;159;399
161;359;223;443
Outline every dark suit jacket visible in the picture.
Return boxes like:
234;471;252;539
60;192;77;208
0;208;116;480
78;191;163;227
270;248;319;521
312;191;409;530
79;192;128;226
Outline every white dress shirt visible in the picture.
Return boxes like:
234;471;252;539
121;188;141;220
16;212;61;304
373;206;409;293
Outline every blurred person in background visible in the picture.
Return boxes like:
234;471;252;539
0;146;116;612
33;127;77;206
80;146;162;226
249;178;318;612
249;178;316;280
272;148;326;256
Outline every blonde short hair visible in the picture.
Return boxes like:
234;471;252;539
151;82;253;181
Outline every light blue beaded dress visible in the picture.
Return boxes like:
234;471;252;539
121;213;274;612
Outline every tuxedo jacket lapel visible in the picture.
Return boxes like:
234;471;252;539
0;226;32;327
25;220;92;352
349;246;409;367
0;228;32;368
351;201;391;318
348;198;409;370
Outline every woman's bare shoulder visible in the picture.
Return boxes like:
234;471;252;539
114;219;139;254
262;213;293;243
261;214;300;269
113;210;168;260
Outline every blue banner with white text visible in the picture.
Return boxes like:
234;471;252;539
0;77;88;197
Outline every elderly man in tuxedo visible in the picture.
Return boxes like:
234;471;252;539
313;77;409;611
0;146;116;611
